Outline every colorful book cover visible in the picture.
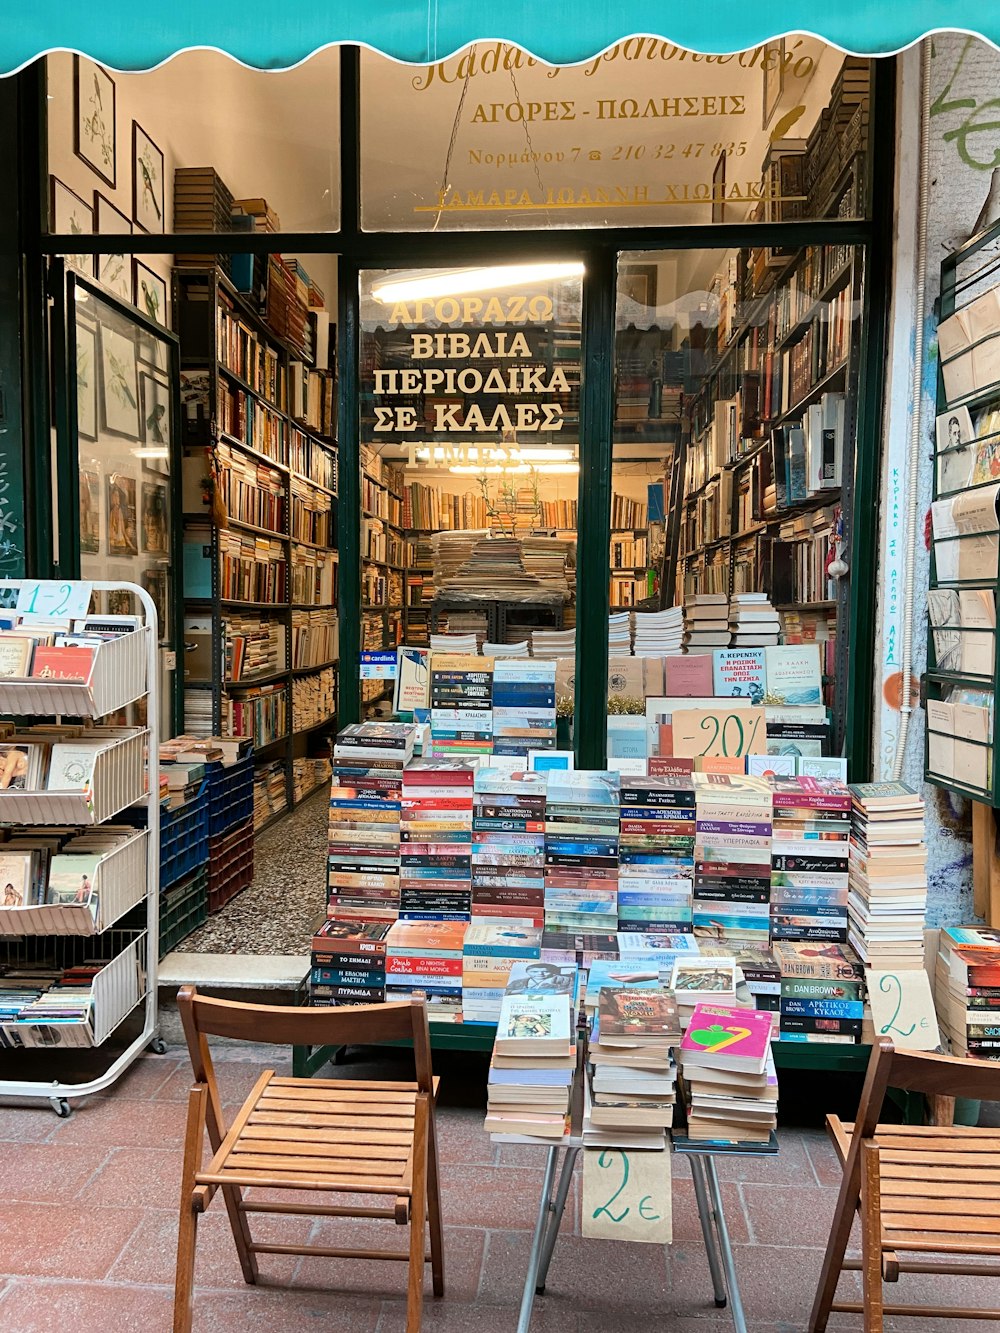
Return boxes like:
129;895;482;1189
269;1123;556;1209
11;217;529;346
763;645;823;705
713;648;766;703
680;1002;773;1062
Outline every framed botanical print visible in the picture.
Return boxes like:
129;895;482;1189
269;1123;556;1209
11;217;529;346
50;178;94;277
73;56;116;188
75;321;98;442
99;323;140;439
132;123;165;234
94;193;132;301
140;372;171;447
133;261;167;327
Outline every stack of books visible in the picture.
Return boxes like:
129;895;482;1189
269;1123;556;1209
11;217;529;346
485;968;576;1138
772;939;865;1043
683;594;731;653
384;919;468;1022
729;593;781;647
633;608;685;656
847;782;928;970
429;633;479;653
608;612;633;654
530;628;577;660
544;771;621;933
173;166;235;272
679;1002;778;1143
540;929;623;971
617;775;696;932
430;654;494;757
692;774;774;943
701;939;782;1017
471;768;548;926
769;776;852;944
327;724;416;924
400;757;477;921
586;985;680;1143
309;919;389;1008
462;923;543;1025
936;927;1000;1059
671;956;739;1029
491;659;557;756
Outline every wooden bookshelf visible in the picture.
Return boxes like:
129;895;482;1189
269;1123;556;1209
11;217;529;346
175;266;340;826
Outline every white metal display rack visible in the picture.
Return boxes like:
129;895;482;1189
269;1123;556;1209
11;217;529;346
0;580;162;1115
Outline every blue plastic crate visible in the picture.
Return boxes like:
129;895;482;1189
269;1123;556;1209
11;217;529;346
208;756;254;837
123;778;209;891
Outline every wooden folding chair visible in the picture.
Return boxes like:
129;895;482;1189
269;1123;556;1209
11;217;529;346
172;986;444;1333
810;1036;1000;1331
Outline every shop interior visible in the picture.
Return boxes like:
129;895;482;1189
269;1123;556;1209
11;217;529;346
37;40;875;963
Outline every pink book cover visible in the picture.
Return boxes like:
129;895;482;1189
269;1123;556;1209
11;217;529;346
679;1003;773;1063
664;656;715;698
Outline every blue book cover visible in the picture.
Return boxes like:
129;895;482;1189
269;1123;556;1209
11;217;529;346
779;997;864;1019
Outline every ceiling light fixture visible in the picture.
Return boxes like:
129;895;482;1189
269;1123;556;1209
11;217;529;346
372;262;585;304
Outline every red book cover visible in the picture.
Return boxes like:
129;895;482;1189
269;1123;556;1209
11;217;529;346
29;645;95;684
663;656;714;697
649;756;695;777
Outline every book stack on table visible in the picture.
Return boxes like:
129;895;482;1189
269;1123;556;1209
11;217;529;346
399;757;477;921
470;768;548;927
490;659;557;756
769;776;853;945
847;781;928;970
679;1002;778;1143
484;964;576;1139
429;654;494;757
692;774;773;943
772;940;865;1044
461;922;542;1025
309;919;389;1008
936;927;1000;1059
326;724;417;925
543;771;621;933
617;775;696;933
585;985;680;1146
384;919;468;1022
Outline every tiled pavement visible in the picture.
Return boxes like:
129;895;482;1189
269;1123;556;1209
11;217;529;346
0;1042;996;1333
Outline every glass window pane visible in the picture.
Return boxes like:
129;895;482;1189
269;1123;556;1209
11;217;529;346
361;40;869;231
612;243;864;784
359;264;582;727
47;50;340;233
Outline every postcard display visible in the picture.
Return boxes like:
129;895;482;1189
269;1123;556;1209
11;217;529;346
927;216;1000;802
0;580;161;1116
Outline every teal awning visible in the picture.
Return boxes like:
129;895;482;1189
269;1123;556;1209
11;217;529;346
1;0;994;71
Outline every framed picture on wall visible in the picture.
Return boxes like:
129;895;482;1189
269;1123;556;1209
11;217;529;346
73;56;116;188
79;469;101;555
619;264;658;311
50;178;94;277
94;193;132;301
132;123;165;234
106;473;138;557
140;372;171;447
141;481;169;554
142;568;168;640
98;322;140;439
75;322;98;441
133;261;167;327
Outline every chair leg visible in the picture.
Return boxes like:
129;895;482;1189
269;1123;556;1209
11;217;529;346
426;1106;445;1299
220;1185;259;1286
174;1086;206;1333
407;1097;430;1333
808;1166;859;1332
860;1142;884;1333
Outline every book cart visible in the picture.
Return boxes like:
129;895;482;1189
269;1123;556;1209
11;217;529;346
925;215;1000;923
0;579;162;1116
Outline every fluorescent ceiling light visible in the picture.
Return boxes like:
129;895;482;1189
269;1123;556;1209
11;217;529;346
131;447;169;459
448;462;580;476
413;447;576;463
372;262;585;304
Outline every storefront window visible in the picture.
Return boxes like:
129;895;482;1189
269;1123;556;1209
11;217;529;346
612;241;865;767
359;264;583;715
45;50;341;234
361;40;871;231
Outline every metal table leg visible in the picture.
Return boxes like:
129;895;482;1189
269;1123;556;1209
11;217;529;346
689;1154;727;1309
536;1145;580;1293
704;1155;749;1333
516;1145;559;1333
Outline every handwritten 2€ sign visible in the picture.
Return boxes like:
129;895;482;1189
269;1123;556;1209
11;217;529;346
867;970;941;1052
582;1148;672;1244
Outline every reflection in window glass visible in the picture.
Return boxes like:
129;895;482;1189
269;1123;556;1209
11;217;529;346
611;243;864;766
361;41;870;231
359;265;582;715
47;50;340;233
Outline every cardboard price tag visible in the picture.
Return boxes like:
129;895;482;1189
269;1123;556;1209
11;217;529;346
582;1147;672;1244
868;970;941;1051
15;580;93;619
671;706;767;758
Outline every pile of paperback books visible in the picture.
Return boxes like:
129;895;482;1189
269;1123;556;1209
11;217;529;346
543;771;621;933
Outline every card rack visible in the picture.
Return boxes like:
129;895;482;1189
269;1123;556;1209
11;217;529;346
0;580;161;1114
925;216;1000;804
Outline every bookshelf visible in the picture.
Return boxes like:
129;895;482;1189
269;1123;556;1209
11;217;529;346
174;266;340;826
925;215;1000;805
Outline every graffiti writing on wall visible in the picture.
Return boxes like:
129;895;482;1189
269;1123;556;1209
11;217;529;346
931;36;1000;171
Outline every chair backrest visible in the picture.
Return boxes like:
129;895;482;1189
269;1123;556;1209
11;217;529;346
854;1037;1000;1141
176;987;434;1144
